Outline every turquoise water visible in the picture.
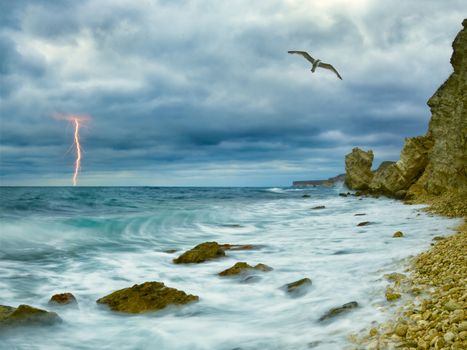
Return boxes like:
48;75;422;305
0;187;460;349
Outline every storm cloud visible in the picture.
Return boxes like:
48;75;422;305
0;0;465;186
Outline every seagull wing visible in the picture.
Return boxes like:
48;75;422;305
288;51;316;64
318;62;343;80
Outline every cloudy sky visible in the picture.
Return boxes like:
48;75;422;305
0;0;465;186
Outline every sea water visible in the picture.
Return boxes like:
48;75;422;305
0;186;461;350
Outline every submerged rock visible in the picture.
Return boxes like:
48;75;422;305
0;304;62;327
96;281;198;314
302;194;311;198
357;221;371;227
49;293;77;306
173;241;225;264
220;244;257;251
311;206;325;210
385;288;401;301
218;262;273;276
281;278;312;297
354;213;366;216
319;301;359;322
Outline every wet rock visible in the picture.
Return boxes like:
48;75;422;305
282;278;312;297
96;281;198;314
49;293;77;306
344;148;374;190
385;288;401;301
0;304;62;327
302;194;311;198
173;241;225;264
392;231;404;238
220;244;256;251
163;249;178;254
218;262;272;276
357;221;371;227
394;323;408;337
444;300;462;311
384;273;406;285
432;236;445;241
354;213;366;216
311;206;325;210
338;193;349;197
318;301;359;321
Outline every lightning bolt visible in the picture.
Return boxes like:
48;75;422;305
53;113;90;186
72;118;82;186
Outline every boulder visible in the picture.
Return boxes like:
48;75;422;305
393;231;404;238
0;304;62;327
344;148;374;190
218;262;273;276
173;242;225;264
49;293;77;306
319;301;359;322
385;288;401;301
281;278;312;297
96;281;198;314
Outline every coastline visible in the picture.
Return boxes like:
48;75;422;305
352;218;466;350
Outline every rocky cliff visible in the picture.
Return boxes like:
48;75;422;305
345;19;467;217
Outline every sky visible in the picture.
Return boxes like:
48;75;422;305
0;0;465;186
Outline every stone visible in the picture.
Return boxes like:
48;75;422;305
432;236;445;241
318;301;359;322
311;206;325;210
384;273;406;284
218;262;272;276
338;193;348;197
395;323;408;337
302;194;311;198
444;300;462;311
49;293;77;306
282;278;312;297
354;213;366;216
344;148;374;190
173;241;225;264
0;304;62;327
385;288;401;301
357;221;371;227
96;281;198;314
393;231;404;238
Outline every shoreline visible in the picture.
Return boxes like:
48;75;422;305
352;215;466;350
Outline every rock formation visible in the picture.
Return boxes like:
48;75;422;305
218;262;273;276
344;148;374;190
96;281;198;314
0;304;62;328
345;20;467;216
173;242;225;264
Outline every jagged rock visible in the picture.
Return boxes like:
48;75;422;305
173;241;225;264
49;293;77;306
96;281;198;314
343;20;467;217
281;278;312;297
393;231;404;238
369;136;433;195
344;148;374;190
311;205;325;210
0;304;62;327
319;301;359;322
218;262;272;276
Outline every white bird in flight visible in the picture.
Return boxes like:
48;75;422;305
288;50;342;80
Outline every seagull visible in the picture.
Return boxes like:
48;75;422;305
288;50;342;80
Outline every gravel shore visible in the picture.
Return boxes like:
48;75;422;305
353;220;466;350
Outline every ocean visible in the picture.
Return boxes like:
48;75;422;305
0;186;461;350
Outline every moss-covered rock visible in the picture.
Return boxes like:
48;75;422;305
173;241;225;264
385;288;401;301
49;293;77;306
393;231;404;238
96;281;199;314
0;304;62;327
218;262;273;276
319;301;359;322
282;278;312;297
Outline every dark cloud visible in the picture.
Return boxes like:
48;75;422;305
0;0;465;186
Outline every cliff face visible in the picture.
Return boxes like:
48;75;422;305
345;19;467;216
